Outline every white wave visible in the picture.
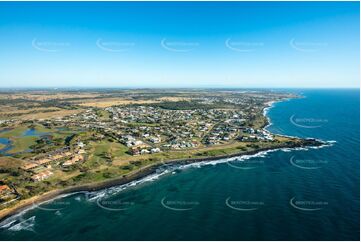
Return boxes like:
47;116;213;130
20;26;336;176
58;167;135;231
263;100;279;116
262;101;297;138
327;140;337;144
0;207;35;230
8;216;36;232
85;170;172;201
262;101;276;130
176;149;277;170
0;219;17;229
0;190;83;229
311;140;336;149
281;148;292;152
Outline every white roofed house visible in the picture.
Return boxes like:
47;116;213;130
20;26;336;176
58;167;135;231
62;155;84;167
78;142;85;148
150;148;161;153
31;170;54;182
134;140;143;146
140;149;150;155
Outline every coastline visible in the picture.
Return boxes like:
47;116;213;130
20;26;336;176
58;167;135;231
0;99;325;223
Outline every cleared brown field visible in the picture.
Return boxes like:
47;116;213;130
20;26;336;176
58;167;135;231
75;98;160;108
75;96;192;108
19;109;83;120
0;107;61;116
1;93;102;101
0;157;24;169
0;108;83;120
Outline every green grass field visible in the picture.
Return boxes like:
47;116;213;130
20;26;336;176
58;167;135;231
0;124;78;155
9;136;38;154
0;126;28;138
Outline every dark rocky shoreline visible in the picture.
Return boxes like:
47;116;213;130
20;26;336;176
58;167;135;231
0;137;324;223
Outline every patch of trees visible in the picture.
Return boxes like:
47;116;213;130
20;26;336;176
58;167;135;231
65;134;76;146
130;160;142;166
120;165;132;171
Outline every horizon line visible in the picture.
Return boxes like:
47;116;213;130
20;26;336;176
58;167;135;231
0;86;359;90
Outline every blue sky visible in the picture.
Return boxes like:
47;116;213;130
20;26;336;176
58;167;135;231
0;1;359;88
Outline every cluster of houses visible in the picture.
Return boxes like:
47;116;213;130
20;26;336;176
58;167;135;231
39;96;275;159
0;184;11;195
203;122;240;145
0;184;16;202
105;106;196;124
0;119;19;126
199;96;249;106
129;146;161;156
21;142;87;182
0;181;19;205
31;170;54;182
62;154;84;167
122;135;145;147
238;128;274;142
61;105;250;155
162;140;197;149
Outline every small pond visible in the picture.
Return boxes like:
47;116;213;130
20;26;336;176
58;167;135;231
0;137;13;155
22;128;49;137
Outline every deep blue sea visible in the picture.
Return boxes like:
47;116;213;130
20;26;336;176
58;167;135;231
0;89;359;240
